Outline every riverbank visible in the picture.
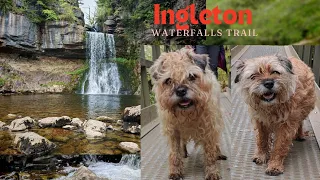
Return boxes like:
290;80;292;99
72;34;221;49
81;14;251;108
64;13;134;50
0;53;86;94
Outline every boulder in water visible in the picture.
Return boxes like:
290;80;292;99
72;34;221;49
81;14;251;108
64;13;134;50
107;125;114;131
0;121;6;129
124;125;141;134
123;105;141;123
62;125;77;130
71;118;83;127
64;166;109;180
83;120;107;139
13;132;56;155
6;114;17;119
38;116;71;128
122;105;141;134
119;142;140;154
96;116;114;122
117;120;123;125
8;117;35;131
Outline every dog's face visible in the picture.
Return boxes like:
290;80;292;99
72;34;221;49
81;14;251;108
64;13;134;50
150;49;213;115
235;55;296;106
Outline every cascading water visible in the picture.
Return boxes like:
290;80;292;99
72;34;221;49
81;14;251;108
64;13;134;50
81;32;121;94
58;155;140;180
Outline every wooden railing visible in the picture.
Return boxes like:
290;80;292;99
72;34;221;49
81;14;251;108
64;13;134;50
293;45;320;85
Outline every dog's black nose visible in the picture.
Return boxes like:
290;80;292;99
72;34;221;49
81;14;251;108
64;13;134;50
263;80;274;89
176;86;187;97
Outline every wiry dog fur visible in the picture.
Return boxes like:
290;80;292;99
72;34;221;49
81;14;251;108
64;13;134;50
150;48;225;180
235;55;316;176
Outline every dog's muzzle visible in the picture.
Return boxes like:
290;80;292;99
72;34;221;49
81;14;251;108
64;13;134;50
175;86;194;108
261;79;276;102
175;85;188;97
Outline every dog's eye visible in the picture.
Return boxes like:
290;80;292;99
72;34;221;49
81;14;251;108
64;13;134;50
249;74;256;80
188;74;197;81
271;71;280;75
164;78;172;85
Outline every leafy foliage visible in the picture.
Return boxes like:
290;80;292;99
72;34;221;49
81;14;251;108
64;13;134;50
0;78;5;87
42;9;58;21
114;58;140;94
3;0;78;24
0;0;13;15
58;0;78;22
66;64;89;75
206;0;320;44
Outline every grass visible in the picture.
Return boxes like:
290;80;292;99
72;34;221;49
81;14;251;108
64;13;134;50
40;81;66;87
66;64;89;75
0;78;5;87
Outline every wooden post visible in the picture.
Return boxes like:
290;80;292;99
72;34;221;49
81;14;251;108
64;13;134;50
302;45;311;65
152;45;161;60
141;45;151;108
296;46;304;59
313;46;320;85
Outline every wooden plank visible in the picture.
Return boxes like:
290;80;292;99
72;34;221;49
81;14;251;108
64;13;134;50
285;45;299;58
152;45;161;61
140;58;154;68
296;46;304;59
140;45;145;58
302;45;311;65
141;45;151;108
141;67;150;108
141;104;158;127
231;45;250;66
308;83;320;147
313;46;320;85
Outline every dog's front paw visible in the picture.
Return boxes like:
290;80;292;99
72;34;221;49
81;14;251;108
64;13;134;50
169;173;183;180
295;136;305;141
205;172;221;180
265;165;284;176
217;154;227;160
252;153;268;165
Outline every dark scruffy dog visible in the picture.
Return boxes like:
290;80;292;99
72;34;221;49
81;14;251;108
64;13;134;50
235;55;316;176
150;48;226;180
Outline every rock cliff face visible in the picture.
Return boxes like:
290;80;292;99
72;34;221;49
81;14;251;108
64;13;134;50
0;4;85;58
0;12;39;52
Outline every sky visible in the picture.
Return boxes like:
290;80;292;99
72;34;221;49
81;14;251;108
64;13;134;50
79;0;97;24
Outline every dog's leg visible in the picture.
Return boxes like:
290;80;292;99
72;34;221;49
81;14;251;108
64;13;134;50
216;145;227;160
203;135;220;180
295;121;305;141
253;120;270;165
180;140;188;158
266;123;295;176
168;130;184;180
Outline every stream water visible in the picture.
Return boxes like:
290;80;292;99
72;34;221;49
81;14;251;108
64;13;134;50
0;94;140;120
0;94;140;179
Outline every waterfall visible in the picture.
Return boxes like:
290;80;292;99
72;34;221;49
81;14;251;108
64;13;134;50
119;154;140;169
81;32;121;94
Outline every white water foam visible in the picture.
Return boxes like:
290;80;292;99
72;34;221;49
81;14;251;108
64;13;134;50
57;155;140;180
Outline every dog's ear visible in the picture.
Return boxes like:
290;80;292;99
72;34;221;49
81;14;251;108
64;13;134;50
188;53;208;72
276;55;294;74
234;60;245;83
149;58;164;82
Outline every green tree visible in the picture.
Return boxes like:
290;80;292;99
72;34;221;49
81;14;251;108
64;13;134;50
0;0;13;15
